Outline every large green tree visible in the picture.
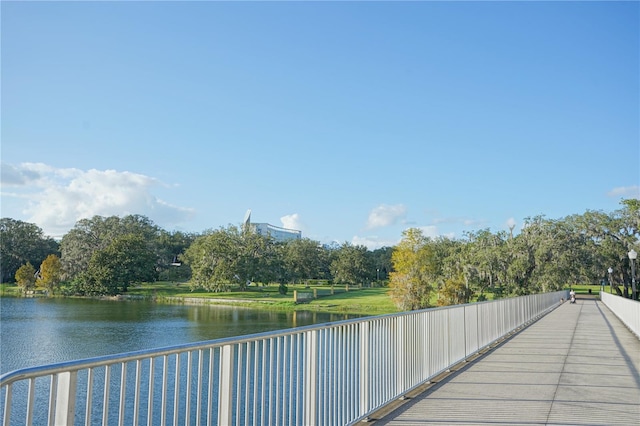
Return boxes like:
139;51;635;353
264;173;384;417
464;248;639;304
282;238;324;283
370;246;393;283
464;229;507;297
156;230;197;282
389;228;437;310
37;254;63;294
77;234;158;296
237;228;282;288
1;218;59;282
14;262;37;292
331;243;373;286
184;225;281;291
437;273;472;306
60;214;162;281
570;200;639;297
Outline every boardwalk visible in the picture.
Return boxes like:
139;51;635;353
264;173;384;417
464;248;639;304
373;297;640;426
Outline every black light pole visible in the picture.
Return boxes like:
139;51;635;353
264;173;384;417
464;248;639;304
629;249;637;300
608;267;613;294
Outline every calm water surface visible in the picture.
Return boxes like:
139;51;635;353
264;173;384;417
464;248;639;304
0;297;356;375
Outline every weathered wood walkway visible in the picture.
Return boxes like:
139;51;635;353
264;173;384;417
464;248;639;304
372;297;640;426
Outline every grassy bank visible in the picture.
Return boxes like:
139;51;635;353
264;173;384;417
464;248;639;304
0;283;22;297
0;281;400;316
127;282;400;316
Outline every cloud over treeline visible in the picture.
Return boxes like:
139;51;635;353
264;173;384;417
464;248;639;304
366;204;407;229
1;162;194;237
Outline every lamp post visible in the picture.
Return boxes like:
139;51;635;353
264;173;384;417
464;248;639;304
629;249;637;300
608;267;613;294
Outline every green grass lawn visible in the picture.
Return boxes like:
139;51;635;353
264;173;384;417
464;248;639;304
127;282;400;316
0;283;21;297
301;287;399;316
567;284;607;296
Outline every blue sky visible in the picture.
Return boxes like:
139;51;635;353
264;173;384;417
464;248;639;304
2;1;638;248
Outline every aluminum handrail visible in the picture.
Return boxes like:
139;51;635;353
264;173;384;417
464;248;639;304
1;291;567;426
601;291;640;338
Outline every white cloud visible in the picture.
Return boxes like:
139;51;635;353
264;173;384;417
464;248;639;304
505;217;517;230
351;235;400;250
1;163;194;237
416;225;443;239
366;204;407;229
352;224;456;250
0;162;42;186
281;213;303;231
607;185;640;199
432;216;485;228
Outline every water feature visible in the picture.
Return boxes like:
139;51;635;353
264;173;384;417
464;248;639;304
0;297;356;375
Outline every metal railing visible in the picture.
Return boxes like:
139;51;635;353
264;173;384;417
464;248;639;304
601;291;640;338
1;291;566;426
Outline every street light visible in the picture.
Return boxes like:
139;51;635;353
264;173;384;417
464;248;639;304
607;267;613;294
629;249;637;300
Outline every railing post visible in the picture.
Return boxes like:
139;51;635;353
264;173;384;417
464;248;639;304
397;316;405;393
54;371;77;426
359;321;370;415
218;345;234;425
304;329;318;426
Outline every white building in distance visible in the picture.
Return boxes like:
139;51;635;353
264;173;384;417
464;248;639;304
243;210;302;243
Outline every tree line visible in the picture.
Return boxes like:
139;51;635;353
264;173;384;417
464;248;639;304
390;199;639;308
1;199;638;308
0;215;392;296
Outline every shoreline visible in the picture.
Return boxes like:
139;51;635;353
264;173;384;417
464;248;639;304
0;291;397;316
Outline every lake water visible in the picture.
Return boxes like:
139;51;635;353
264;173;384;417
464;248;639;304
0;297;356;375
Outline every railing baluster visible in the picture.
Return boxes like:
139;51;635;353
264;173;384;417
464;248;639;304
359;320;370;416
26;377;35;426
275;337;281;425
101;366;110;426
161;355;168;426
185;351;192;426
173;354;180;426
244;342;251;426
207;348;214;426
260;340;267;426
268;337;274;426
133;360;141;426
253;342;259;426
119;362;127;426
196;349;203;426
3;383;12;425
218;344;234;426
304;329;318;426
86;368;94;426
288;335;294;426
48;374;57;425
236;343;243;426
147;357;155;426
